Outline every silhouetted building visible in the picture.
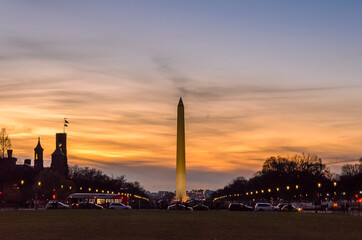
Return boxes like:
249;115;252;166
0;150;17;168
0;133;70;190
50;133;68;176
51;145;68;177
34;137;44;172
0;149;36;193
24;159;31;166
56;133;67;156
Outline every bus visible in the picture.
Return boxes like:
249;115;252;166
65;193;129;208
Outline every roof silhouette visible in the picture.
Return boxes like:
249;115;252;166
52;145;65;156
34;137;43;151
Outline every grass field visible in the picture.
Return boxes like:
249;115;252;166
0;210;361;240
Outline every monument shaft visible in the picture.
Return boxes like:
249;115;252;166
176;98;187;202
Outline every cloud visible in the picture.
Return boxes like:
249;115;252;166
0;36;100;63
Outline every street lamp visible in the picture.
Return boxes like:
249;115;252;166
286;186;290;190
333;182;337;187
276;188;279;192
295;185;299;190
318;183;321;188
21;180;24;185
38;181;41;187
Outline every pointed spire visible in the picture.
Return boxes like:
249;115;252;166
34;137;43;151
178;97;183;106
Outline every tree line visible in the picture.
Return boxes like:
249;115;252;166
2;165;149;207
37;165;148;202
210;153;362;203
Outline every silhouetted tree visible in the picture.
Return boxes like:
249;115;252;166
35;169;74;201
68;165;148;198
0;128;12;158
341;164;360;176
339;159;362;199
210;153;332;202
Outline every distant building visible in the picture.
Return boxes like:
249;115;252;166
150;191;175;200
150;189;214;201
187;189;214;201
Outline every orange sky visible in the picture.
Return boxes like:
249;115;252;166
2;72;361;191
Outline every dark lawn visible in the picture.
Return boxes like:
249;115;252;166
0;210;361;240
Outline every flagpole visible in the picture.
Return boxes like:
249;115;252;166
64;118;69;134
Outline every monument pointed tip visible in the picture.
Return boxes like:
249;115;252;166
178;97;183;106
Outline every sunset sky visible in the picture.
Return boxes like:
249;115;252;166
1;1;362;191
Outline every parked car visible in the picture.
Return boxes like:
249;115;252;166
46;201;70;209
301;202;314;211
77;202;103;209
109;202;132;210
255;203;276;211
281;204;301;212
228;203;253;211
276;203;289;211
192;204;209;211
167;203;193;211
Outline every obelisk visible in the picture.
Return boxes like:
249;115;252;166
176;97;187;202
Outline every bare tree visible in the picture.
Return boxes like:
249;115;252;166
0;128;12;158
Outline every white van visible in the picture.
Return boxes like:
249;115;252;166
255;203;276;211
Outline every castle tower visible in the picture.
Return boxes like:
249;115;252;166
34;137;44;172
51;133;68;176
56;133;67;156
176;97;187;202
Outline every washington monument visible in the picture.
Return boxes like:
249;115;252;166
176;97;187;202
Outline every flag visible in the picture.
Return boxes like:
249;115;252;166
64;119;69;124
64;124;68;127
